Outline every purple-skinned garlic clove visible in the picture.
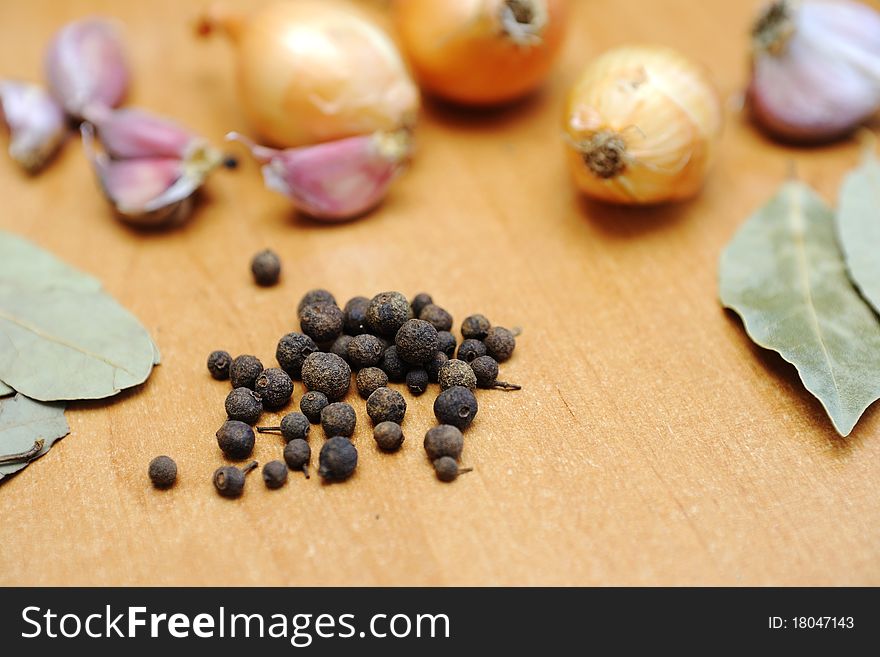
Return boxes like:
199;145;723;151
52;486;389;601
227;131;411;221
45;18;129;121
0;80;67;173
90;107;212;160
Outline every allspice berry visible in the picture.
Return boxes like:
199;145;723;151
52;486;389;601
379;345;409;382
436;331;457;358
301;352;351;400
213;461;258;498
230;354;264;390
347;334;386;368
433;456;472;482
433;386;478;430
406;368;429;396
300;302;344;344
424;425;464;460
251;249;281;286
148;455;177;489
254;367;294;409
284;438;311;478
470;355;521;390
461;314;491;340
319;436;358;481
300;390;329;424
276;332;319;379
207;350;232;380
410;292;433;317
356;366;388;399
425;351;448;383
225;387;263;425
366;291;412;337
343;296;371;335
395;319;439;365
418;303;453;331
457;339;487;363
257;411;310;442
373;421;404;452
366;387;407;425
262;460;288;489
216;420;256;459
297;289;337;317
484;326;516;362
330;334;354;362
438;359;477;391
321;402;357;438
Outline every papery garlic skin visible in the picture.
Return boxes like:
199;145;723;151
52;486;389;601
203;0;419;148
748;0;880;143
0;81;66;172
563;45;722;205
228;131;409;221
45;18;128;121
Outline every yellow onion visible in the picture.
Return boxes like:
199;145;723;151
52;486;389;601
199;0;419;148
563;45;722;205
393;0;568;106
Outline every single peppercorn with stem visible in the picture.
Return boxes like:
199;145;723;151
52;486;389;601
433;386;478;430
284;438;311;478
395;319;439;365
319;436;358;481
207;350;232;380
436;331;457;358
438;359;477;391
470;355;521;390
330;334;354;362
302;352;351;400
418;303;453;331
300;390;329;424
213;461;258;498
366;291;412;337
257;411;310;442
366;386;407;425
461;314;491;340
297;289;336;318
251;248;281;286
254;367;294;409
379;345;409;382
216;420;256;459
230;354;264;389
457;339;487;363
356;367;388;399
225;387;263;425
406;368;429;396
424;425;464;460
433;456;473;482
347;334;386;368
262;460;288;489
148;455;177;489
410;292;433;317
425;351;448;383
276;332;319;379
484;326;517;362
300;302;344;344
321;402;357;438
373;421;404;452
343;296;371;335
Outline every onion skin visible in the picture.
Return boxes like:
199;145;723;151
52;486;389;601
563;45;722;205
393;0;568;106
748;0;880;143
203;0;419;148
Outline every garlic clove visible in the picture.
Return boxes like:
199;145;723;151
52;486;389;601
45;18;129;121
90;108;207;160
0;80;67;173
227;130;410;221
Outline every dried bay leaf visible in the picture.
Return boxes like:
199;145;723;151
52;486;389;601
0;230;157;401
719;181;880;437
837;148;880;313
0;393;69;482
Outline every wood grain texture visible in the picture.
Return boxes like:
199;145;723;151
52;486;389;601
1;0;878;586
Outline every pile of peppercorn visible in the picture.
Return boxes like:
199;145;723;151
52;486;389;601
150;283;520;496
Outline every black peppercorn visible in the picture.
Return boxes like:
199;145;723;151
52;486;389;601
366;386;407;425
207;350;232;380
425;351;448;383
301;352;351;400
319;436;358;481
484;326;516;362
262;460;288;489
438;359;477;391
257;411;310;442
418;303;453;331
379;345;409;382
284;438;311;478
343;296;371;335
424;425;464;460
297;289;336;317
406;368;429;396
148;455;177;489
395;319;439;365
251;249;281;286
366;291;412;337
470;355;521;390
433;386;478;430
230;354;264;390
225;387;263;424
254;367;294;409
461;314;491;340
347;333;386;368
213;461;258;498
216;420;256;459
436;331;457;358
330;334;354;361
373;421;404;452
300;302;344;344
321;402;357;438
410;292;433;317
457;339;487;363
433;456;473;482
300;390;329;424
356;366;388;399
276;332;319;379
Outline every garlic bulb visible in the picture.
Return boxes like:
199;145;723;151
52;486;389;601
0;80;67;172
563;45;722;205
748;0;880;142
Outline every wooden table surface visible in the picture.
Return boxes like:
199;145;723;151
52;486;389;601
1;0;878;586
